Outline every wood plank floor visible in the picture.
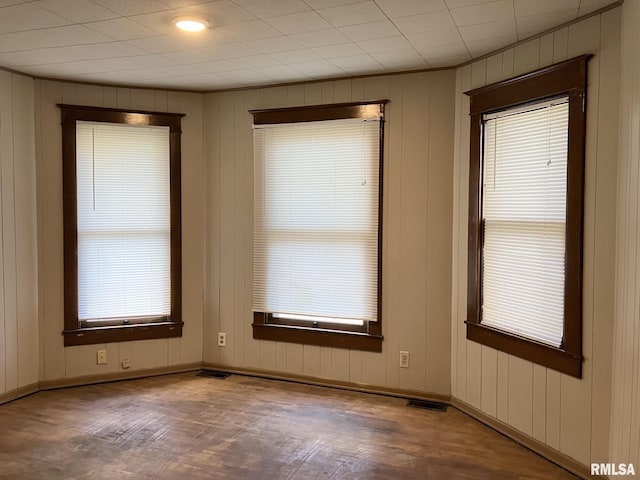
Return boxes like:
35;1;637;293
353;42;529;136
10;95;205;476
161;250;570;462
0;372;576;479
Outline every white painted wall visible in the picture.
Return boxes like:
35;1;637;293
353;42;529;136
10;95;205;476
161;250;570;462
0;71;39;395
34;81;205;381
450;10;620;466
203;71;455;396
609;0;640;469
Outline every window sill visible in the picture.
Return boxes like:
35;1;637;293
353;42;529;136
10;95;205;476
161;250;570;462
63;321;183;346
466;322;582;378
252;322;383;352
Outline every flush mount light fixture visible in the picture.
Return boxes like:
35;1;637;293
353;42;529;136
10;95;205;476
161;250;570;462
174;16;209;32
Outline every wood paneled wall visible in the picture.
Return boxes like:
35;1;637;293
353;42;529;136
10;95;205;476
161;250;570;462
451;10;621;465
0;71;38;395
203;71;455;396
34;81;205;381
609;0;640;469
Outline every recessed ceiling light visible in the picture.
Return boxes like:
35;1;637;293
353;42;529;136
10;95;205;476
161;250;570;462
174;16;209;32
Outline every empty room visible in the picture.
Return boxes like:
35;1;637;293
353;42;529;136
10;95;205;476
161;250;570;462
0;0;638;478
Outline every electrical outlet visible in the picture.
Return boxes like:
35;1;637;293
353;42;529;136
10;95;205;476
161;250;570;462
97;349;107;365
121;359;130;369
399;350;410;368
217;332;227;347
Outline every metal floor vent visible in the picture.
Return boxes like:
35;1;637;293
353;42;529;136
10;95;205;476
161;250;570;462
197;370;231;379
407;399;448;412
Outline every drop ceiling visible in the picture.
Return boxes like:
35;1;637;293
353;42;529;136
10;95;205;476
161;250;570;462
0;0;617;91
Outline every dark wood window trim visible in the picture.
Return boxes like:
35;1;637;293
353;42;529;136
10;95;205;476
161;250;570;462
59;104;184;347
464;55;590;378
250;100;388;353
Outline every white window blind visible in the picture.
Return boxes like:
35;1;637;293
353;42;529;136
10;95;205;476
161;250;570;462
481;98;569;346
253;118;380;323
76;121;171;322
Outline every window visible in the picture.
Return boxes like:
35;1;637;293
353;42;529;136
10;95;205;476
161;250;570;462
59;105;184;346
250;101;386;352
465;55;590;378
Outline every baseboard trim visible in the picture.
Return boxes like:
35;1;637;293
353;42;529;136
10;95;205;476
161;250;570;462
0;382;40;405
202;362;451;403
39;363;203;391
451;398;597;479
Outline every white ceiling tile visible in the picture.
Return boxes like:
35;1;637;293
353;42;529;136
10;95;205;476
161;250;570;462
174;28;236;47
516;10;577;37
0;3;72;33
91;0;173;16
317;1;385;27
0;29;61;52
185;0;257;26
204;41;259;59
216;20;281;41
467;34;516;56
312;42;365;59
35;0;118;23
0;42;143;67
86;18;158;40
0;0;607;90
414;40;467;56
245;35;303;53
289;28;348;47
303;0;363;8
135;63;206;79
232;0;309;18
339;20;400;41
330;54;383;74
375;0;446;19
253;64;308;80
161;46;220;63
514;0;579;17
444;0;497;7
191;58;242;72
406;28;464;50
161;0;216;7
229;54;280;68
51;24;116;42
127;54;180;68
357;36;415;55
128;35;194;53
290;59;346;75
393;10;455;34
459;19;516;42
125;11;187;35
370;50;428;70
0;24;113;52
264;11;331;34
83;41;152;58
450;0;514;26
269;48;321;64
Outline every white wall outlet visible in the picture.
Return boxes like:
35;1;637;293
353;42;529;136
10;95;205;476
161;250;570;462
217;332;227;347
400;350;410;368
121;359;130;369
97;349;107;365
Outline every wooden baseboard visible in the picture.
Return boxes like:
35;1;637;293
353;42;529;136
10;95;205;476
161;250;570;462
202;362;451;403
0;364;202;406
39;363;203;391
451;398;597;480
0;382;40;406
